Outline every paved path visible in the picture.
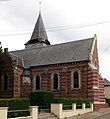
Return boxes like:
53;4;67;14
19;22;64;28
67;108;110;119
94;113;110;119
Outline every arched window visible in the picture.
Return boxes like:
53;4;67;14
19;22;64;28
73;71;80;88
36;75;41;90
1;74;8;91
52;73;59;90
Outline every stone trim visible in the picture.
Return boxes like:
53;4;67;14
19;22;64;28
94;101;105;104
71;69;81;90
51;72;60;91
33;74;41;90
93;86;99;89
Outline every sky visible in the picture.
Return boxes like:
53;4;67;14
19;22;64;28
0;0;110;80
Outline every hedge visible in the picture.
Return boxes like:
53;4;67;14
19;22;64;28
0;98;29;110
53;98;90;104
30;90;54;108
29;90;90;109
53;98;91;109
0;98;29;118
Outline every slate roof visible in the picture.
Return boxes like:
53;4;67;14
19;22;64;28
10;53;24;67
22;69;31;77
25;13;50;45
104;78;110;86
10;38;94;68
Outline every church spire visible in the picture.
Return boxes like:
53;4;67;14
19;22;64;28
25;12;50;49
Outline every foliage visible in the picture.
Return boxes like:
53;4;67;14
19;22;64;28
30;90;54;108
0;42;2;54
0;98;29;118
0;98;29;110
53;98;91;109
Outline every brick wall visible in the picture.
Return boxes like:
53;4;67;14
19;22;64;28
0;52;25;98
31;60;106;110
31;62;89;99
0;52;14;98
13;66;23;97
87;67;99;102
20;83;30;98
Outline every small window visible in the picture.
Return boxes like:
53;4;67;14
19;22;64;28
36;75;41;90
52;73;59;90
1;74;8;91
73;71;80;89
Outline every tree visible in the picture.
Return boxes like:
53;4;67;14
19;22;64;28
0;42;2;59
0;42;2;69
0;42;2;54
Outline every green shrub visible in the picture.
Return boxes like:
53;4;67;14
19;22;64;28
53;98;72;109
0;98;29;118
0;98;29;110
30;90;54;108
53;98;91;109
53;98;72;105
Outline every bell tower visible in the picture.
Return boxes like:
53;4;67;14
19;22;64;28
25;12;50;49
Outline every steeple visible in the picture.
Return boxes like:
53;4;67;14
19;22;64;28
25;12;50;49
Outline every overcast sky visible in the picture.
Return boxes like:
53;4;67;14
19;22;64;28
0;0;110;80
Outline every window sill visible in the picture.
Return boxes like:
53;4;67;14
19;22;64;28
51;89;60;92
0;90;9;92
71;88;81;91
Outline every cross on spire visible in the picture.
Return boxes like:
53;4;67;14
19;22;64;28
39;1;41;13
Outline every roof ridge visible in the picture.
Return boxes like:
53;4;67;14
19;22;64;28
28;37;94;50
10;37;94;52
10;52;23;59
49;37;94;47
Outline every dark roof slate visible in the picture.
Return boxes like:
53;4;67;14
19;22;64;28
10;38;94;68
25;13;50;45
22;69;31;77
104;78;110;86
10;53;24;67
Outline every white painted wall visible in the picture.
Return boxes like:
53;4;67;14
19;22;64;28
51;103;93;119
0;106;38;119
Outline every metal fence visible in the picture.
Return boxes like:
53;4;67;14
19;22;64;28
38;106;51;113
8;109;30;118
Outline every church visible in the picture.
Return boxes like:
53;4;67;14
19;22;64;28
0;12;106;110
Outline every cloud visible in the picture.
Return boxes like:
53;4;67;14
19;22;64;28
0;0;38;27
0;0;110;79
99;53;110;79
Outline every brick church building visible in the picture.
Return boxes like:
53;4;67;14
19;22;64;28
0;13;106;110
